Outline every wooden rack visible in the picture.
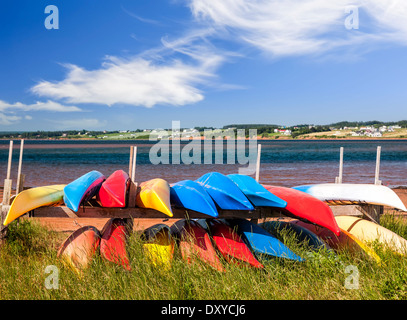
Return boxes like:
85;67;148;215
1;141;384;237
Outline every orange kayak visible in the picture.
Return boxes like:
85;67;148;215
57;226;101;271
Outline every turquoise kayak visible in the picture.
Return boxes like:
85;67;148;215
227;174;287;208
64;170;106;212
170;180;219;217
195;172;254;211
227;218;305;261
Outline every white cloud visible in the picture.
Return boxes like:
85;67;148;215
0;99;82;126
187;0;407;57
31;42;225;107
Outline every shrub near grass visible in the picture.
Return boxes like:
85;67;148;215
0;217;406;300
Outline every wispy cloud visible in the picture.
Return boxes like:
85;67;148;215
31;34;227;107
0;100;82;125
187;0;407;57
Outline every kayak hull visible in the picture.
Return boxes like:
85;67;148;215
195;172;254;211
97;170;130;208
141;223;175;270
57;226;101;271
170;180;218;217
335;215;407;255
4;184;65;226
100;218;131;270
227;218;304;261
292;220;381;263
203;219;263;268
170;219;224;272
136;178;173;217
64;170;106;212
293;183;407;212
228;174;287;208
263;185;340;236
260;220;330;251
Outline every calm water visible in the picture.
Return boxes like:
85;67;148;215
1;139;406;188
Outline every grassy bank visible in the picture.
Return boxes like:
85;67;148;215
0;215;406;300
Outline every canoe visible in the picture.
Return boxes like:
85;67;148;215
97;170;130;208
291;220;381;264
263;185;340;236
195;172;254;211
227;174;287;208
227;218;304;261
201;219;263;268
170;180;218;217
170;219;224;272
100;218;131;270
4;184;65;226
136;178;173;217
141;223;175;270
64;170;106;212
57;226;101;271
335;215;407;255
292;183;407;211
260;220;330;251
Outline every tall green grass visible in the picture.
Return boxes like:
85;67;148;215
0;216;406;300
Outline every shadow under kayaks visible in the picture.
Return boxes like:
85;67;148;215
63;170;106;212
292;183;407;212
136;178;173;217
4;184;65;226
260;220;331;252
227;174;287;208
170;180;218;217
170;219;224;272
100;218;131;270
141;223;175;270
202;219;264;268
57;225;101;271
97;170;130;208
262;185;340;236
195;172;254;211
227;218;304;262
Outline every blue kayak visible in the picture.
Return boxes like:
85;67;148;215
170;180;219;217
226;218;304;261
195;172;254;211
64;170;106;212
227;174;287;208
260;220;331;252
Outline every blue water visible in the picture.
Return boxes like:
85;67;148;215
1;139;406;188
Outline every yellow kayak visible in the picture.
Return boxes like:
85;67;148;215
4;185;66;226
136;178;173;217
335;215;407;255
142;224;175;271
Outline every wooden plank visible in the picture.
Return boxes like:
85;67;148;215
32;205;282;220
255;144;261;182
375;146;382;185
16;140;24;194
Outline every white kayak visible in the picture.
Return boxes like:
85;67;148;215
293;183;407;212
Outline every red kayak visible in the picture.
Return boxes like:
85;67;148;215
97;170;130;208
171;220;224;272
100;218;131;270
262;185;340;236
205;219;264;269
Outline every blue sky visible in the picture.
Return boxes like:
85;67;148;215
1;0;407;131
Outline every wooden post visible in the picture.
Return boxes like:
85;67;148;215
131;146;137;183
129;146;134;178
127;146;138;208
255;144;261;182
375;146;382;185
335;147;344;183
16;139;25;195
1;140;13;241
